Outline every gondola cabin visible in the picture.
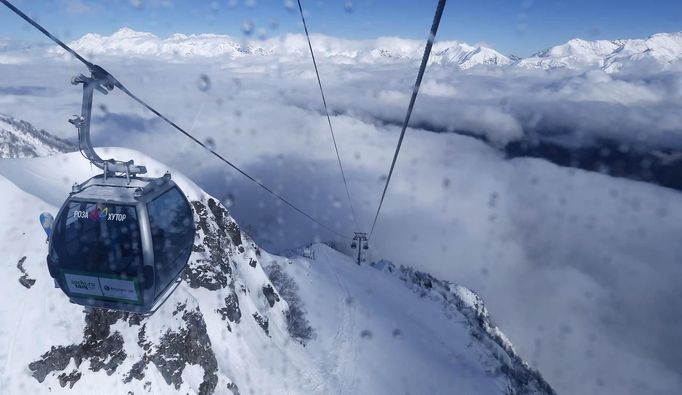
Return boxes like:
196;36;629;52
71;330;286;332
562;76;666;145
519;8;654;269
47;173;194;313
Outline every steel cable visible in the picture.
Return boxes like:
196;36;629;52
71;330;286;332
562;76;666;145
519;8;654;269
368;0;447;239
296;0;360;231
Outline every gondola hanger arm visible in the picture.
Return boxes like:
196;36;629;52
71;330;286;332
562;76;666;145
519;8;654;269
69;70;147;178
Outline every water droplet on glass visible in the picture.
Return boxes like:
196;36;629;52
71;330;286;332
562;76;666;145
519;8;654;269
204;137;216;150
241;19;255;35
284;0;295;12
344;1;354;13
223;193;235;208
197;74;211;92
488;192;498;208
230;79;242;94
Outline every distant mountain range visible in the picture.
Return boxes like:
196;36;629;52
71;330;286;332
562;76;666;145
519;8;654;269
55;27;681;72
59;27;511;69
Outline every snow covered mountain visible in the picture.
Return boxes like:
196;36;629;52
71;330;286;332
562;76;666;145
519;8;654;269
0;125;553;394
0;114;74;158
52;27;682;73
517;32;682;72
56;27;510;69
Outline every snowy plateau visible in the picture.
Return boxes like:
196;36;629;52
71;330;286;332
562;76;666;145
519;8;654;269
0;116;553;394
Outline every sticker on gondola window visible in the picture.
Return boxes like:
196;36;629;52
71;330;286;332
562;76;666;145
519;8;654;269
64;273;103;297
63;272;140;303
73;206;126;222
100;278;139;302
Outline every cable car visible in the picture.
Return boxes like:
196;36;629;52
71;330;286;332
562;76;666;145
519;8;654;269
44;70;195;313
47;173;194;313
351;232;367;250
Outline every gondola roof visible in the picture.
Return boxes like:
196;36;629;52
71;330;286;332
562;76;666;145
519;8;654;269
72;174;172;203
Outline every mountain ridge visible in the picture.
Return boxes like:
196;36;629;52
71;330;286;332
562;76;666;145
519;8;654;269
518;31;682;72
54;27;511;69
0;113;75;158
42;27;682;72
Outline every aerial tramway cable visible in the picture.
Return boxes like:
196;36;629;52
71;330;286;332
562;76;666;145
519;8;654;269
296;0;360;231
368;0;447;240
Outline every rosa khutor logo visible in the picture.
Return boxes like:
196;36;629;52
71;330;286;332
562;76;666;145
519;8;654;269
89;206;108;222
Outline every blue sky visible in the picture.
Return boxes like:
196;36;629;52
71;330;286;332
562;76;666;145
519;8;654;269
0;0;681;56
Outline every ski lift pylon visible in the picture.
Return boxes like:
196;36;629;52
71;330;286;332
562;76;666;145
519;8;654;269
351;232;368;265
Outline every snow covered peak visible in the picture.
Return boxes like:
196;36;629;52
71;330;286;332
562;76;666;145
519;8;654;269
56;28;509;69
518;38;622;70
541;38;621;58
0;114;74;158
518;31;682;72
444;45;512;69
110;26;150;38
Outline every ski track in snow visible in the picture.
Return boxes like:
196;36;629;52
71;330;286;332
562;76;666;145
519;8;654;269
330;260;358;395
2;297;27;383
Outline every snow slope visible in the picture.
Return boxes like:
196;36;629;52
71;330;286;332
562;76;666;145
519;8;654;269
0;147;553;394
